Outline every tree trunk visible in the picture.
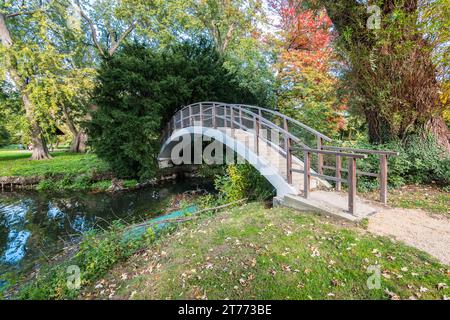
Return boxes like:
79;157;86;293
425;116;450;153
0;13;51;160
22;94;52;160
63;106;88;153
70;130;88;153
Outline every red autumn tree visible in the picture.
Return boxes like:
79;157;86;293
268;0;346;138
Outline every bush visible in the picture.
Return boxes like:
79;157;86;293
342;134;450;191
214;163;275;202
0;126;10;147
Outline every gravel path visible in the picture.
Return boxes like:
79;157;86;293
368;207;450;265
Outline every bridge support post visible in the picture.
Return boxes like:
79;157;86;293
286;139;292;184
317;137;323;175
303;151;311;198
212;103;216;128
200;103;203;126
254;117;260;155
348;157;356;215
379;154;388;205
335;155;342;191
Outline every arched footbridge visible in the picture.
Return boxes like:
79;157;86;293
158;102;398;221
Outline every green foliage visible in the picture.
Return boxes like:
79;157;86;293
0;125;9;147
381;185;450;217
88;41;268;178
35;173;101;192
343;134;450;191
0;83;26;144
0;149;113;191
214;163;275;202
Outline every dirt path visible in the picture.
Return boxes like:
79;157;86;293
368;207;450;265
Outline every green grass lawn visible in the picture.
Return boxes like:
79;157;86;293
364;185;449;217
0;149;110;177
82;203;450;300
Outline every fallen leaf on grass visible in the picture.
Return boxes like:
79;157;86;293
385;289;400;300
437;283;448;290
311;247;320;257
281;264;291;272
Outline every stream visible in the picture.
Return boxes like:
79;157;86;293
0;178;213;289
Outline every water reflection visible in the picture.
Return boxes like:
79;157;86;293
3;230;30;264
0;179;212;280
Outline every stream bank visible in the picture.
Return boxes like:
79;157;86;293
0;177;214;295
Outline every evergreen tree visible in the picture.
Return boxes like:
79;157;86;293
88;41;266;178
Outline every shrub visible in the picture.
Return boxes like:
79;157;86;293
214;163;275;202
341;133;450;191
0;125;10;147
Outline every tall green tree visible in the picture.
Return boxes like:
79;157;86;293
88;41;264;178
0;81;25;145
0;0;75;159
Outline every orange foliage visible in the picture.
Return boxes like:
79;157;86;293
269;0;346;135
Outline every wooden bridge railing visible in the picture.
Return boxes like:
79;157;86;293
320;146;399;205
292;147;368;214
162;102;398;215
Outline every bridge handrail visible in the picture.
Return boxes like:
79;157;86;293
169;102;309;148
162;101;397;215
178;101;332;142
228;103;332;142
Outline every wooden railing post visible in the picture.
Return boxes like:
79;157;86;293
254;116;260;155
283;117;289;149
212;103;216;128
304;151;311;198
188;105;192;126
199;103;203;126
379;154;388;205
181;109;184;127
317;136;323;174
348;157;357;215
284;118;292;184
286;138;292;184
230;106;234;129
239;106;243;128
335;155;342;191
